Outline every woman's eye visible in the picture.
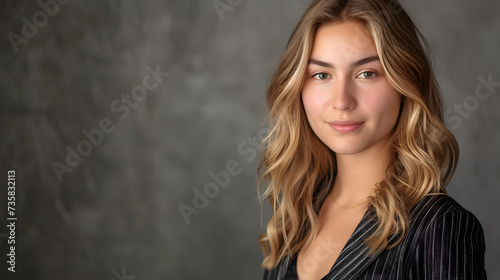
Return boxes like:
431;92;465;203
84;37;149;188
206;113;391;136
312;73;330;80
357;71;377;79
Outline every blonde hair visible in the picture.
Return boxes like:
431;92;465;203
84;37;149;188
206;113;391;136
257;0;459;269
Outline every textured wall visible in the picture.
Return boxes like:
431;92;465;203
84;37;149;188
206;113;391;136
0;0;498;279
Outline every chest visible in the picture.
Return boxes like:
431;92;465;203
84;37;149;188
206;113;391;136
296;206;366;280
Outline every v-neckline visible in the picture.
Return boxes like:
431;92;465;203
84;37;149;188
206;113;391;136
325;207;374;276
290;207;375;280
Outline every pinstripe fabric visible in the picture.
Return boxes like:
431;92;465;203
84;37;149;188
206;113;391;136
263;195;487;280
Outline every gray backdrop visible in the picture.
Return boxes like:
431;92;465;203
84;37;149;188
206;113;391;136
1;0;498;279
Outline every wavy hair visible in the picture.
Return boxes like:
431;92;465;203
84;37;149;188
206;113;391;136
257;0;459;269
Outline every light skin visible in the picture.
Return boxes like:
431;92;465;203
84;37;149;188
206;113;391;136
297;20;401;280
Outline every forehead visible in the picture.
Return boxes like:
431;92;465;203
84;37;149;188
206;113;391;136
311;21;377;61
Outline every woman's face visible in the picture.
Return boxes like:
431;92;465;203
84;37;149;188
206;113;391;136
301;20;401;156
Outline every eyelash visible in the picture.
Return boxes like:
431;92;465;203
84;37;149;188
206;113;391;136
311;71;378;80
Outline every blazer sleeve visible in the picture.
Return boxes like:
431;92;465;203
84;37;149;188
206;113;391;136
417;206;487;279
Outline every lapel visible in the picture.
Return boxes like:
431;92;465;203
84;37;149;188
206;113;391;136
323;208;384;280
267;197;446;280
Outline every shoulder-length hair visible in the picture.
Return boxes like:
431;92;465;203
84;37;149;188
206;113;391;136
257;0;459;269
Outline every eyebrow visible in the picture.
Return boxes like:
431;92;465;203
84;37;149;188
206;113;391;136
308;55;380;69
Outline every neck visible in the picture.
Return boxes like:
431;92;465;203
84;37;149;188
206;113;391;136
331;137;392;204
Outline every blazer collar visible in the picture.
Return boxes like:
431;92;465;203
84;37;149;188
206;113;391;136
268;209;384;280
324;197;433;280
323;208;386;280
268;198;441;280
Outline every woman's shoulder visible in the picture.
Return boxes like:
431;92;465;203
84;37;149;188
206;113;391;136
405;194;487;278
411;194;481;223
401;194;485;251
409;194;485;238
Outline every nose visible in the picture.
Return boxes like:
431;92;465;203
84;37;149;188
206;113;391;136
331;77;356;111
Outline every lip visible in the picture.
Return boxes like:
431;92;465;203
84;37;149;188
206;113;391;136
328;120;364;133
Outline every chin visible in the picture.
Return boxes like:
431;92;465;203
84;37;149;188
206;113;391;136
326;143;366;155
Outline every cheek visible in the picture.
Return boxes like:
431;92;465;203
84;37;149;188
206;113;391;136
302;93;322;130
361;88;401;125
301;92;322;135
301;86;329;119
301;92;315;125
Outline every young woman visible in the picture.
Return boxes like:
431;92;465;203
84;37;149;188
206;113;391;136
257;0;487;279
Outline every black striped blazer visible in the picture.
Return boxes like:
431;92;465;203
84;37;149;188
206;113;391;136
263;195;487;279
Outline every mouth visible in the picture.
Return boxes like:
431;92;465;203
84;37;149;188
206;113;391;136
328;120;364;133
